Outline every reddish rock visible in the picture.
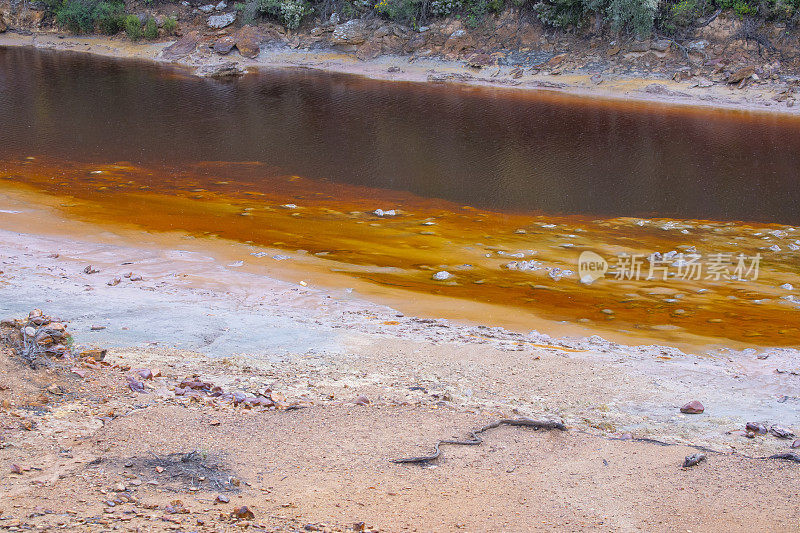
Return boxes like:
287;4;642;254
546;53;567;68
746;421;768;434
136;368;154;380
162;31;201;61
212;36;236;55
231;506;254;519
80;349;107;361
728;66;755;84
356;40;383;61
680;400;704;414
234;26;265;58
465;52;493;68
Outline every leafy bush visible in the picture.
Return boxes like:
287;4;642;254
55;0;124;34
256;0;314;28
607;0;658;35
372;0;501;25
374;0;425;23
235;0;260;24
162;15;178;34
95;2;125;34
124;14;143;40
47;0;800;40
144;16;159;38
56;0;99;33
532;0;586;28
429;0;463;16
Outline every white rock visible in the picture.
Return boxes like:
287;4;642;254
780;283;794;290
432;271;452;281
207;11;236;29
548;268;574;281
199;4;215;12
215;0;227;9
505;260;542;272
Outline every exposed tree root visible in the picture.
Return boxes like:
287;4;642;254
392;418;567;464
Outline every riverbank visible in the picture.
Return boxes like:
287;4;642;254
2;339;799;532
2;221;800;530
1;182;799;451
2;27;800;116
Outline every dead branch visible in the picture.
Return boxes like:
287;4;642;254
393;418;567;464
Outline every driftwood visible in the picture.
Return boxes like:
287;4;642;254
393;418;567;464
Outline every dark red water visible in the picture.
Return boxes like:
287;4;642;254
2;45;800;223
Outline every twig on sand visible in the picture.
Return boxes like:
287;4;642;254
393;418;566;465
770;453;800;463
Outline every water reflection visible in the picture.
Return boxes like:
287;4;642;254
2;46;800;223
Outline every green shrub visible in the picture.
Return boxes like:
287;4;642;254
55;0;124;34
162;15;178;34
607;0;658;36
372;0;500;25
55;0;98;33
144;16;159;38
256;0;313;29
124;14;143;40
428;0;463;16
669;0;699;25
532;0;587;28
95;1;125;34
374;0;424;23
235;0;260;24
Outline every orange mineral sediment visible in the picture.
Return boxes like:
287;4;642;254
2;156;799;349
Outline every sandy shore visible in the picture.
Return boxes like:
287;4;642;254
1;183;798;454
2;211;800;530
2;30;800;116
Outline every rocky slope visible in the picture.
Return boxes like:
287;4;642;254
3;0;800;97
